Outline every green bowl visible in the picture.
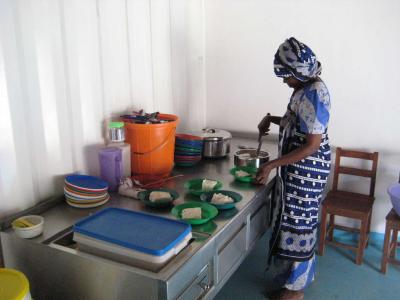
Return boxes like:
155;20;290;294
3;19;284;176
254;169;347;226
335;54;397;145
175;145;203;153
200;190;242;210
138;188;179;208
229;166;258;183
184;178;223;196
175;162;200;167
171;202;218;225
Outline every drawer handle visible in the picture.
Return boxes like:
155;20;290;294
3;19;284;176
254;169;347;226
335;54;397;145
199;282;210;292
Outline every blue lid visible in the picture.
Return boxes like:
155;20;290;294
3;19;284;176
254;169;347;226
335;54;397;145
73;208;191;256
65;175;108;191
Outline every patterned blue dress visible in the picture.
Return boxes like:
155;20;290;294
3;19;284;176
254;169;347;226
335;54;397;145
270;78;331;290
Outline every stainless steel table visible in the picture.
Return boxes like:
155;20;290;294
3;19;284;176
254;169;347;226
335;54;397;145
1;137;278;300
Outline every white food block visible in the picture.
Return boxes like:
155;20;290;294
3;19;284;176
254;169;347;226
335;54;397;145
182;207;202;219
202;179;217;191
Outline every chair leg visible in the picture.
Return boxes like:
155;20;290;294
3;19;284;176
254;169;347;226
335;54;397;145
366;213;372;248
318;206;328;256
390;229;398;259
328;214;335;241
381;223;391;274
356;218;368;265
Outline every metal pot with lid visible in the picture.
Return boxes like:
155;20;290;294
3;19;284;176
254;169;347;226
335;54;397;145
201;128;232;158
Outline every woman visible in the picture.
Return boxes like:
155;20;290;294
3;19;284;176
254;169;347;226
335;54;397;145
256;37;331;300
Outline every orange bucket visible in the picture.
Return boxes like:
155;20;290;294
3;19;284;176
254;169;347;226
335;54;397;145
124;114;178;179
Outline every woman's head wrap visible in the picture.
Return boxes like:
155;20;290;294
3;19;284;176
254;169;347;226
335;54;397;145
274;37;322;82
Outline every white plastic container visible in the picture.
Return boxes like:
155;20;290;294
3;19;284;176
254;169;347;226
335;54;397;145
73;231;191;270
12;215;44;239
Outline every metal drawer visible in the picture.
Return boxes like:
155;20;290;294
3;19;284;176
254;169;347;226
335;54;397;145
249;204;268;248
177;264;212;300
217;223;247;283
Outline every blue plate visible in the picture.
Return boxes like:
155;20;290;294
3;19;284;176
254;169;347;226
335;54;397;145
175;139;203;148
65;175;108;191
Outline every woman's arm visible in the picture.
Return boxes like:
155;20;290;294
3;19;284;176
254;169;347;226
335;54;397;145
255;134;322;184
258;114;282;136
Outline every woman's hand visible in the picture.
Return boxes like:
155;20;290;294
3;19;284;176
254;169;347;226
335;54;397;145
258;114;282;136
255;163;274;185
258;113;271;136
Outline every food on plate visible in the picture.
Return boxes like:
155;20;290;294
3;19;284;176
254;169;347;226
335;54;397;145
210;193;234;205
12;218;34;228
202;179;218;191
235;170;251;177
182;207;202;219
149;191;172;202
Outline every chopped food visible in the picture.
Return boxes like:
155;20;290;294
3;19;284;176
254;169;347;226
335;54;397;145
149;191;172;202
182;207;202;219
235;170;251;177
202;179;218;191
238;153;251;159
211;193;234;205
12;218;34;228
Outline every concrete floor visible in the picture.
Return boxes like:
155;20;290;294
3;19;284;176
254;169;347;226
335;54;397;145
216;231;400;300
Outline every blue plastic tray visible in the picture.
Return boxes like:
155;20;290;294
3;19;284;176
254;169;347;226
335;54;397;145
73;208;191;256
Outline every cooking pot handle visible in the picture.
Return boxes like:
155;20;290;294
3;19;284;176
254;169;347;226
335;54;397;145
202;128;216;133
238;145;256;150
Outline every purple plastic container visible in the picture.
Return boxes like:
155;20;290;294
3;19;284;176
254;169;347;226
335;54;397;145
387;183;400;216
99;147;122;192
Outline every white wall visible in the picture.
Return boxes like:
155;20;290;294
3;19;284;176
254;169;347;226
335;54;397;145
0;0;206;218
204;0;400;233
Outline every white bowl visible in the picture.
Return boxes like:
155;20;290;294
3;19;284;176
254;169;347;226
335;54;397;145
12;215;44;239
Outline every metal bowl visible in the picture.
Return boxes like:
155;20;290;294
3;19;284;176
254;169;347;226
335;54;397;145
234;149;270;168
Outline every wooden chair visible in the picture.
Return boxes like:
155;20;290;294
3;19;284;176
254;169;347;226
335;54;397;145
318;147;379;265
381;209;400;274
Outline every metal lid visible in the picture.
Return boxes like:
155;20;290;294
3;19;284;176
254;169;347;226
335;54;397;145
203;136;224;142
201;128;232;140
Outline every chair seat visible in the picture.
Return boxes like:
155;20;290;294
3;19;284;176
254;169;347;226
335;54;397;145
386;209;400;230
323;190;374;219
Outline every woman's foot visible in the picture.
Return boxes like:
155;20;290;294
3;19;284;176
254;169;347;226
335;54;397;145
272;288;304;300
265;287;285;299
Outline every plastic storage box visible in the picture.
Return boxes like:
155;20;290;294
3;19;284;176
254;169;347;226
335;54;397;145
73;207;192;271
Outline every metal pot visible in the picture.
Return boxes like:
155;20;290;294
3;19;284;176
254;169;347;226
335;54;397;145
234;149;270;168
201;128;232;158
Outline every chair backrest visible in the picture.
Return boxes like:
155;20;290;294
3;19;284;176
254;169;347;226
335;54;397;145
332;147;379;197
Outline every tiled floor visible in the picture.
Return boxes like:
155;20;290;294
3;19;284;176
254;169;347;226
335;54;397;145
216;232;400;300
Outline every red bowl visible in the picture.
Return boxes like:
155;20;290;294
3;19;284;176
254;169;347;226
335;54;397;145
175;133;202;141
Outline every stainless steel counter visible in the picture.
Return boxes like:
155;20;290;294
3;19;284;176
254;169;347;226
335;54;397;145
1;137;278;300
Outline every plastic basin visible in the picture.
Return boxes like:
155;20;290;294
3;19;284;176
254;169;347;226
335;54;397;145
388;183;400;216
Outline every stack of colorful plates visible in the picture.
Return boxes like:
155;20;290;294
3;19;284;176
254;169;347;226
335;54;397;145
174;134;203;167
64;175;110;208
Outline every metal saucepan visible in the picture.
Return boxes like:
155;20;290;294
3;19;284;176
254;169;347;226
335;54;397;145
201;128;232;158
234;148;270;168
